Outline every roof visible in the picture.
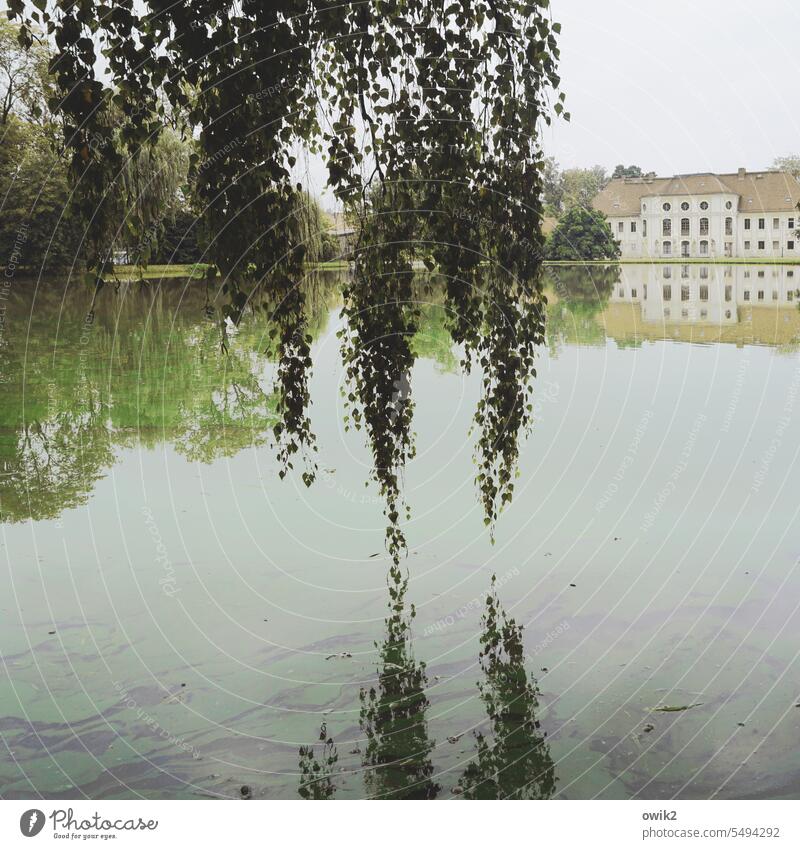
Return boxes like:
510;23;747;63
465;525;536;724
593;170;800;217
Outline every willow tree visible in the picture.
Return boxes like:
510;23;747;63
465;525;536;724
9;1;564;561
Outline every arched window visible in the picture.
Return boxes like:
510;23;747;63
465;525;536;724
663;240;672;255
699;240;709;255
681;218;690;235
725;217;733;235
681;241;690;257
699;217;709;235
663;218;672;236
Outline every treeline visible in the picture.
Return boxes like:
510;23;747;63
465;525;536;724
0;20;337;275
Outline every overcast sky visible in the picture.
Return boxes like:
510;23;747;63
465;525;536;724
546;0;800;175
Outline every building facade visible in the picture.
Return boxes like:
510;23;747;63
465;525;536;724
593;169;800;260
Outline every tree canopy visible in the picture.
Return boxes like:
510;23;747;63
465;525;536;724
546;207;620;261
9;1;565;561
611;164;644;180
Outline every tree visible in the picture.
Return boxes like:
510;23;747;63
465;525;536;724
612;164;644;180
546;207;621;261
541;155;565;214
560;165;609;211
10;1;564;562
0;19;53;125
771;155;800;178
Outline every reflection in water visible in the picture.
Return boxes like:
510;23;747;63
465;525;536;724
297;573;555;800
298;722;339;800
604;264;800;349
358;564;440;799
457;576;556;799
0;274;460;524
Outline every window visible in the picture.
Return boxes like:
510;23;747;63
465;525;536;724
773;218;780;229
631;221;637;233
700;308;708;319
700;266;709;279
773;290;779;301
681;265;690;278
631;288;637;298
789;241;795;250
758;270;765;278
773;240;779;251
681;218;690;235
663;285;672;300
759;218;765;229
789;270;795;278
681;241;690;257
726;201;733;210
618;221;624;233
725;217;733;235
681;308;689;318
744;270;751;278
744;291;751;301
618;287;624;297
643;220;647;237
744;219;751;230
681;202;690;211
700;285;709;301
725;310;732;319
700;201;709;210
758;290;765;301
700;240;709;255
744;241;751;250
663;266;672;279
663;240;672;255
663;218;672;236
758;241;765;250
700;218;709;235
681;285;690;301
663;202;671;211
725;285;732;302
789;218;795;229
664;307;671;318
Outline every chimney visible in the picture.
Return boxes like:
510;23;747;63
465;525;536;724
738;167;746;180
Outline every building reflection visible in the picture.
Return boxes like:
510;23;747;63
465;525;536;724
546;264;800;349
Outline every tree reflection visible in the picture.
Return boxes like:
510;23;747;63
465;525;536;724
545;264;620;353
358;563;440;799
297;574;557;800
0;278;331;522
457;577;556;799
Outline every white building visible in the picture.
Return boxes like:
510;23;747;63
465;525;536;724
593;169;800;260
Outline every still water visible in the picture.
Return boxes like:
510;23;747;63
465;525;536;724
2;264;800;799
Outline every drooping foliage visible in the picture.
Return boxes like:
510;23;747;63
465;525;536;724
8;1;564;560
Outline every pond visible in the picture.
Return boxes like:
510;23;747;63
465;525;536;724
2;263;800;799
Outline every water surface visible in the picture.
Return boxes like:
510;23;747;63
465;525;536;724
2;264;800;799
